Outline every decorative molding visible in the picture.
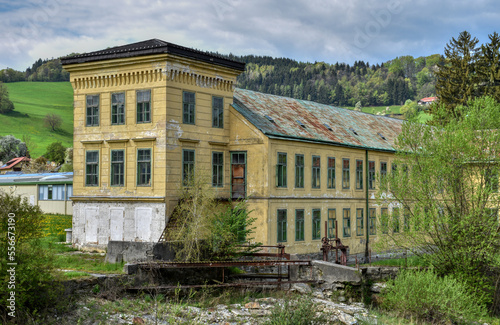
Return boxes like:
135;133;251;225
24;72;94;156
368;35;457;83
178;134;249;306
72;68;164;90
132;137;157;142
106;139;129;143
208;141;229;146
81;140;104;144
178;138;200;144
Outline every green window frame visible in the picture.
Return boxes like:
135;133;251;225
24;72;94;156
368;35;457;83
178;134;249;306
212;151;224;187
312;155;320;188
327;157;335;189
312;209;321;240
85;150;99;186
137;149;151;186
212;96;224;128
356;160;363;190
183;91;195;124
295;154;304;188
182;149;195;185
381;207;389;234
277;209;287;242
486;168;499;192
404;208;410;232
356;208;364;236
295;209;305;241
86;95;99;126
110;149;125;186
392;207;400;233
342;159;350;189
277;152;287;187
380;161;387;181
368;161;375;190
328;209;336;238
343;208;351;237
136;90;151;123
369;208;376;235
111;92;125;125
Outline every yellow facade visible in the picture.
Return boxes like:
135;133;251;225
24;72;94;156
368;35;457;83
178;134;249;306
229;107;397;255
62;41;244;247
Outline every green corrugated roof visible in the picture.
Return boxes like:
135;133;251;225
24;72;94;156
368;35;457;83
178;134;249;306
233;89;403;152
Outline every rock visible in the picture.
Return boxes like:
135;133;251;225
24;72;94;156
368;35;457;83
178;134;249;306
312;289;325;299
132;317;145;325
290;283;312;294
370;282;386;293
338;312;357;325
244;301;260;309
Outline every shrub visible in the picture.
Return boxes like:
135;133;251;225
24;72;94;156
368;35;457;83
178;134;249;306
380;269;487;324
0;191;63;322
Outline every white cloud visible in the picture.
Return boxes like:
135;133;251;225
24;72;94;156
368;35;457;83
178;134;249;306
1;0;500;70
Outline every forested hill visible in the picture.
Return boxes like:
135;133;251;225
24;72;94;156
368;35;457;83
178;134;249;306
1;53;442;107
228;53;442;107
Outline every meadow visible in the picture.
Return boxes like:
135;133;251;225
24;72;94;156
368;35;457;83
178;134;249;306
1;81;74;157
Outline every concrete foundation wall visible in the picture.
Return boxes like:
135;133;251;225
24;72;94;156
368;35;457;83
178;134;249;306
73;201;166;248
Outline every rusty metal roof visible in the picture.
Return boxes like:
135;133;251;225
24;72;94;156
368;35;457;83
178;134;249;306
61;39;245;71
233;89;403;152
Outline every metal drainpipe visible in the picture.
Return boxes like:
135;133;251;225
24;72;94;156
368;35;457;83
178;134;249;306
365;149;369;263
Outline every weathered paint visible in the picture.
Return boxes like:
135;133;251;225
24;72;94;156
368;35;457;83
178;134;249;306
229;91;403;255
63;40;244;248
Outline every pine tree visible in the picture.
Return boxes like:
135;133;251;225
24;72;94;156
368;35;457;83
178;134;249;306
477;32;500;100
434;31;480;118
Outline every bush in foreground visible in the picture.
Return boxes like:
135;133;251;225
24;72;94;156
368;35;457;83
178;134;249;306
380;269;487;324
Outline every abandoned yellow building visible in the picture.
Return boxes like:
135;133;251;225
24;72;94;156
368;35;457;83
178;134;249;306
61;39;403;255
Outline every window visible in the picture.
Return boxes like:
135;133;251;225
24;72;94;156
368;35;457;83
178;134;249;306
212;96;223;128
136;90;151;123
328;209;336;238
312;209;321;240
183;91;195;124
369;208;376;235
356;160;363;190
277;209;287;242
356;208;364;236
392;207;400;233
295;209;305;241
380;162;387;181
111;93;125;125
392;163;397;173
277;152;287;187
343;208;351;237
486;168;499;192
39;185;65;200
182;149;195;185
312;156;320;188
86;95;99;126
295;154;304;188
368;161;375;190
342;159;350;189
327;157;335;189
381;207;389;234
85;151;99;186
66;185;73;199
404;208;410;232
212;152;224;187
137;149;151;186
111;150;125;186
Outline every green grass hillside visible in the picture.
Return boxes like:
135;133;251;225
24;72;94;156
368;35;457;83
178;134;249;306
1;82;73;157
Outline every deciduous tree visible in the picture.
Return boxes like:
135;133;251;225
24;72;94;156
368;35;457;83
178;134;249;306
378;97;500;312
0;82;14;114
44;113;62;131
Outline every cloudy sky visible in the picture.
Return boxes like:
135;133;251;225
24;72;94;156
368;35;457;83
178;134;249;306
0;0;499;71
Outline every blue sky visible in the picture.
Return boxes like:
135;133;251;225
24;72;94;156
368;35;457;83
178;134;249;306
0;0;499;71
